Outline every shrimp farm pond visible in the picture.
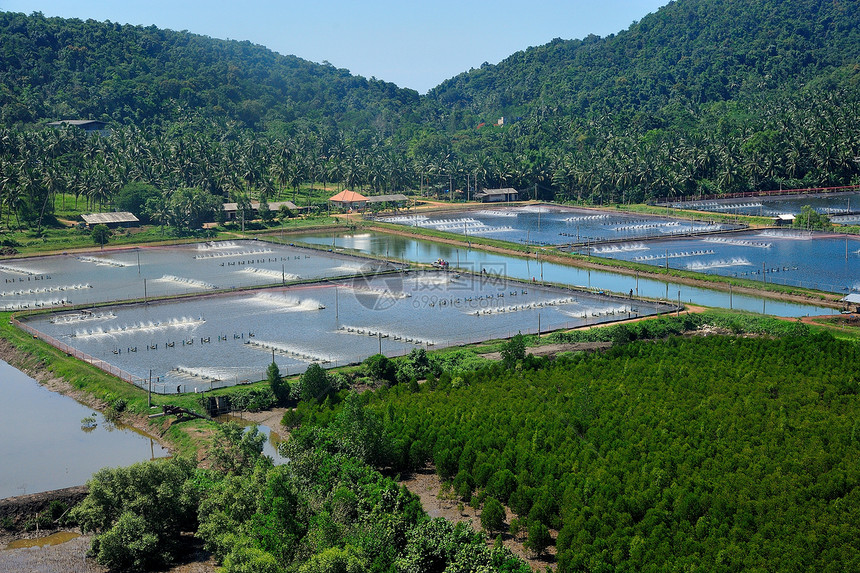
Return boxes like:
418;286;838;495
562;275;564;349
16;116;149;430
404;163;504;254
1;239;396;311
21;270;674;393
378;204;740;246
577;229;860;294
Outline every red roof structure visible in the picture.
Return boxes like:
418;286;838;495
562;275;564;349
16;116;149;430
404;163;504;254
329;190;368;203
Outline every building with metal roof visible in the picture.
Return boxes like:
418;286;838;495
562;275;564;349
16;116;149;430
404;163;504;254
81;212;139;227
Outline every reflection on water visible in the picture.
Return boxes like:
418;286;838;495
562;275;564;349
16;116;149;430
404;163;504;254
0;361;169;499
217;414;288;464
293;231;829;318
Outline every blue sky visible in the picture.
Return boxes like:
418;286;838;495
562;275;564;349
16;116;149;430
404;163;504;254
1;0;668;93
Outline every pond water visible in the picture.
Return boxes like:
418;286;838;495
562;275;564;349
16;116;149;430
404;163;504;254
0;360;168;499
0;240;396;311
377;204;739;246
24;271;672;393
666;191;860;217
577;229;860;294
293;231;830;317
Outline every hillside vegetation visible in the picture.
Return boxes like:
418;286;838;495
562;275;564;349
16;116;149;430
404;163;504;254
1;0;859;229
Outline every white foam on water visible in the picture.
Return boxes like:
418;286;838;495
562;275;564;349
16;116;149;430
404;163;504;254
196;241;240;251
557;304;633;318
337;325;434;346
0;263;40;275
50;311;116;324
156;275;216;289
634;250;714;261
73;316;205;338
475;209;518;217
686;258;753;271
592;243;649;254
76;255;131;267
193;248;274;259
249;293;325;311
0;283;92;297
241;267;301;281
757;230;813;240
244;339;334;363
563;214;610;223
703;237;773;248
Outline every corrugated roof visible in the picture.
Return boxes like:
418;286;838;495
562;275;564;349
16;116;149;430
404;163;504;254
478;188;518;196
365;194;409;203
48;120;107;128
81;212;139;224
222;201;298;211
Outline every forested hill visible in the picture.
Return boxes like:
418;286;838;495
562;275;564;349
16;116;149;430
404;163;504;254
429;0;860;120
0;11;423;133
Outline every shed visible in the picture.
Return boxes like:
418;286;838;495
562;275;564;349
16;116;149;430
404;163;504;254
474;188;519;203
365;194;409;207
81;212;139;228
222;201;299;221
771;214;796;226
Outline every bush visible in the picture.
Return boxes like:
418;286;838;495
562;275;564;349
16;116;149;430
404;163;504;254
480;497;506;535
71;457;199;570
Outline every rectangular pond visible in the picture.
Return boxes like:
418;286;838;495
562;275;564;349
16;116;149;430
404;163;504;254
0;239;396;311
292;231;831;317
377;204;739;246
22;271;674;393
665;190;860;218
577;229;860;294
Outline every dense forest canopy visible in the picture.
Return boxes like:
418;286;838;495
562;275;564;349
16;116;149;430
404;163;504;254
1;0;860;231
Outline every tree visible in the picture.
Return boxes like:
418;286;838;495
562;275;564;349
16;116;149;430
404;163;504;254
524;521;551;557
364;353;396;385
257;199;274;224
501;332;526;368
114;182;160;223
481;496;506;535
299;363;333;403
91;224;111;248
210;421;267;476
267;361;289;405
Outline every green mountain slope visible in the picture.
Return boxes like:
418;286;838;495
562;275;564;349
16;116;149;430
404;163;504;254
428;0;860;120
0;11;422;132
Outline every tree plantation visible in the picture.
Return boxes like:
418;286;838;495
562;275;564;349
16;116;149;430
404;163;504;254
297;327;860;571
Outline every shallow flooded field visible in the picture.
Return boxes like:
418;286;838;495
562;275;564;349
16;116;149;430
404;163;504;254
23;271;674;392
377;204;739;246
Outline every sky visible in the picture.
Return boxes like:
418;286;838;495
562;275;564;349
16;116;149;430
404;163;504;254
1;0;669;94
